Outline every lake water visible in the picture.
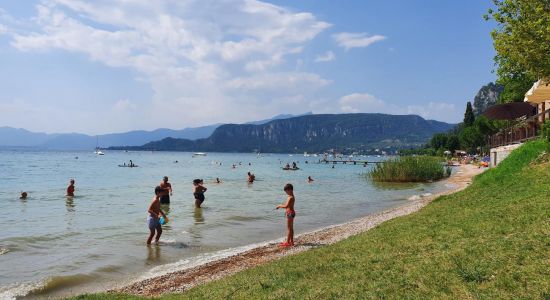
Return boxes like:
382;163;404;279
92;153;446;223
0;150;451;299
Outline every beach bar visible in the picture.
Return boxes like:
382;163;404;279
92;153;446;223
489;79;550;166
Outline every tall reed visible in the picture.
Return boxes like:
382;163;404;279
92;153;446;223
369;156;450;182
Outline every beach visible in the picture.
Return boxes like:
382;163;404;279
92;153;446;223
114;164;485;296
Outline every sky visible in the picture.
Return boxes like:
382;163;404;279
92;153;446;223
0;0;497;135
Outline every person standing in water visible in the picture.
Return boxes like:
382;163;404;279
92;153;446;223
147;186;167;245
247;172;255;183
66;179;75;197
159;176;172;204
276;183;296;247
193;179;207;208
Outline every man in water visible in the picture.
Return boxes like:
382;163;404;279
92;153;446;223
159;176;172;204
66;179;75;197
307;176;314;183
20;192;28;199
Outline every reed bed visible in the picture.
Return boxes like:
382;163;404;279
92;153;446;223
369;156;450;182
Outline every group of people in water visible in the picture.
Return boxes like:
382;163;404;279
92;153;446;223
145;170;307;247
19;162;311;249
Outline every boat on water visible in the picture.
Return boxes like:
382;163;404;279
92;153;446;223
94;136;105;155
282;167;300;171
193;152;207;157
118;164;138;168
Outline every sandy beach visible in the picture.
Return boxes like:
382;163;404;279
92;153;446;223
114;164;485;296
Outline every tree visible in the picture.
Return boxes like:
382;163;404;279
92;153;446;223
495;61;537;103
464;102;475;127
430;133;448;150
459;126;484;153
445;134;460;153
486;0;550;102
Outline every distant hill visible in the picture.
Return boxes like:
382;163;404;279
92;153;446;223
114;114;455;153
0;113;309;150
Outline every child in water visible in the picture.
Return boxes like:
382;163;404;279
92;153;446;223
147;186;167;245
276;183;296;247
193;179;207;208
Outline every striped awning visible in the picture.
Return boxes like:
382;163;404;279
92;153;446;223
524;79;550;104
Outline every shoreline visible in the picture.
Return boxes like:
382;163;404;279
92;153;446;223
113;164;485;297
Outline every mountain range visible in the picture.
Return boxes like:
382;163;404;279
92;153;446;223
0;113;311;150
111;113;455;153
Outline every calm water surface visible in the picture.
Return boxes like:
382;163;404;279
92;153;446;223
0;150;450;299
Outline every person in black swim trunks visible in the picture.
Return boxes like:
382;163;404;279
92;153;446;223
193;179;207;208
159;176;172;204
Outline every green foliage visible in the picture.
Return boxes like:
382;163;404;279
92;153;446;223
430;133;448;150
486;0;550;80
369;156;448;182
542;120;550;142
496;68;537;103
445;134;460;153
486;0;549;103
463;102;475;127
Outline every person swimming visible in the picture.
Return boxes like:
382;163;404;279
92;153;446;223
215;177;221;184
20;192;28;199
307;176;314;183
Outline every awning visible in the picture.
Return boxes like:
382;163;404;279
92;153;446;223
524;79;550;104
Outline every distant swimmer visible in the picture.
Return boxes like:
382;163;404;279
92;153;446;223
247;172;256;183
146;186;167;245
193;179;207;208
159;176;173;204
20;192;28;199
215;177;222;184
66;179;75;197
307;176;314;183
174;160;179;163
285;163;290;169
232;164;236;169
292;162;297;169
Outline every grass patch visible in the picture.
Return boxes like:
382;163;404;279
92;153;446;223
369;156;450;182
72;140;550;300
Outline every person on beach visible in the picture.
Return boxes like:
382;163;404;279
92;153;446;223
307;176;314;183
66;179;75;197
247;172;255;183
193;179;207;208
159;176;172;204
147;186;167;245
276;183;296;247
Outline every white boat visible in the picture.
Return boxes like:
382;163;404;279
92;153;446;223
94;137;105;155
193;152;207;157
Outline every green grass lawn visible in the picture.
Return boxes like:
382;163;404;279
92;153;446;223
74;141;550;300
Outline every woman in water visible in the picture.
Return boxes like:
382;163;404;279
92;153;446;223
193;179;207;208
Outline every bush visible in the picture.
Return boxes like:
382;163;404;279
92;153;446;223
369;156;449;182
542;120;550;143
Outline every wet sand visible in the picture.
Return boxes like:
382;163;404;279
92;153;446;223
114;164;485;296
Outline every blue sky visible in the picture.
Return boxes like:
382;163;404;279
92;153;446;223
0;0;496;134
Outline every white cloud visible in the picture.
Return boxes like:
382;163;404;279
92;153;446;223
332;32;386;51
338;93;460;122
314;50;335;62
8;0;333;129
0;24;6;35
